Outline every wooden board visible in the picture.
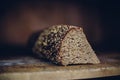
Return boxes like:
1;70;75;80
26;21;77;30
0;53;120;80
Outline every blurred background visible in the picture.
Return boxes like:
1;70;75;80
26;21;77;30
0;0;120;56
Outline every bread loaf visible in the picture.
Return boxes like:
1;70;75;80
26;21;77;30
33;25;100;65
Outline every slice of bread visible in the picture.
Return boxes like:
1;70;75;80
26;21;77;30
33;25;100;65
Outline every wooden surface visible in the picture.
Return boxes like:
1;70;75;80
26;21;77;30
0;53;120;80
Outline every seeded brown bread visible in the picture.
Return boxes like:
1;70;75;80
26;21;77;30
33;25;100;65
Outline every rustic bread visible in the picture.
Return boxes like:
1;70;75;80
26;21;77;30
33;25;100;65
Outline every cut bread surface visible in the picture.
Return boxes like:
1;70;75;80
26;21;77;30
59;28;100;65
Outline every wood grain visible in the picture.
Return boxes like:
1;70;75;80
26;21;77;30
0;53;120;80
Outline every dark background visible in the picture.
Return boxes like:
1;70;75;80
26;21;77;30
0;0;120;56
